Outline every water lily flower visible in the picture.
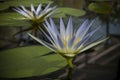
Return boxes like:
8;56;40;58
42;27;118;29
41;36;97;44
13;3;56;23
13;3;56;34
28;17;107;68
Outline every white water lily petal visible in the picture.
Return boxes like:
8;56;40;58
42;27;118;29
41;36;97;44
76;20;89;38
45;6;57;18
60;17;66;39
76;19;95;40
66;16;73;38
43;3;51;12
38;7;56;19
49;18;59;36
20;5;30;14
45;8;53;13
68;36;75;48
28;33;56;51
56;35;64;49
39;27;55;46
75;35;90;49
31;4;35;12
75;25;100;49
44;20;57;40
43;24;57;44
79;37;108;53
43;28;61;51
20;6;31;17
81;20;95;37
13;8;30;18
13;3;56;22
36;4;42;16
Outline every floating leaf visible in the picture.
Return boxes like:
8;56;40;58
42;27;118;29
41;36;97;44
0;20;30;27
88;2;113;14
0;3;9;11
0;12;25;21
0;12;30;27
0;46;66;78
52;13;66;18
52;7;85;17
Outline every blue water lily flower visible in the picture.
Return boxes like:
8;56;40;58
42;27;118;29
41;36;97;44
28;17;107;68
13;3;56;23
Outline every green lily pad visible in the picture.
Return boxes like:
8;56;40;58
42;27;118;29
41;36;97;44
54;7;86;17
0;12;25;21
0;46;66;78
0;20;30;27
0;12;31;27
0;3;9;11
88;2;113;14
52;13;66;18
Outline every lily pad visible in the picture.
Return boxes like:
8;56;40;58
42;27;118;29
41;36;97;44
0;46;66;78
88;2;113;14
0;20;30;27
0;12;25;20
0;12;31;27
53;7;86;18
0;3;9;11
